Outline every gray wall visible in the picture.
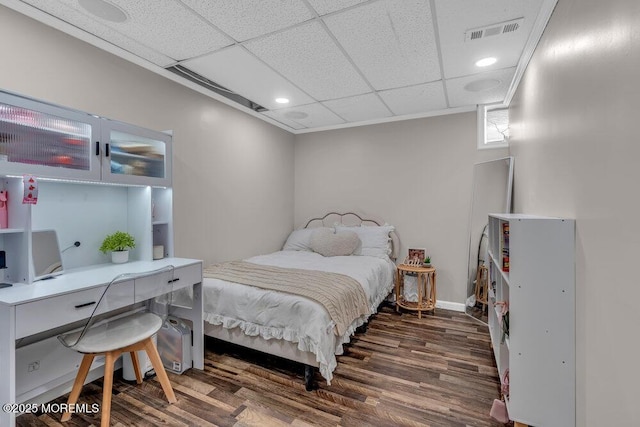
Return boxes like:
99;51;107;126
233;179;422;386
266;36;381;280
0;6;296;267
294;115;508;305
509;0;640;424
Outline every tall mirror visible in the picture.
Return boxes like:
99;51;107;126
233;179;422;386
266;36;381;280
465;157;513;323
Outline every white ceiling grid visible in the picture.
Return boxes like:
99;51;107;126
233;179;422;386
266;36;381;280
446;67;517;108
180;0;313;42
379;82;447;116
306;0;369;16
245;21;372;101
323;0;440;90
7;0;553;133
180;46;315;111
322;93;393;123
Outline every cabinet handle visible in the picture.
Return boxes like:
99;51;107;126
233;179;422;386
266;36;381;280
74;301;96;309
95;141;100;156
168;278;180;283
105;142;110;157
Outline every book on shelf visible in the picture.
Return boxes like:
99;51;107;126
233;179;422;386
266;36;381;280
502;255;510;272
501;222;510;272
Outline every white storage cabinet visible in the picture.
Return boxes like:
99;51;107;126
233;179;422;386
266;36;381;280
0;90;172;187
0;90;174;284
487;213;575;427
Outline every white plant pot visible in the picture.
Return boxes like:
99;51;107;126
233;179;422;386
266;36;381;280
111;250;129;264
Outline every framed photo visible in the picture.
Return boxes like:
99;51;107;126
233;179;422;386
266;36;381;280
407;248;425;263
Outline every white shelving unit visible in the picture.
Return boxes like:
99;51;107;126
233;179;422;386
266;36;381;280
0;90;174;284
487;213;575;427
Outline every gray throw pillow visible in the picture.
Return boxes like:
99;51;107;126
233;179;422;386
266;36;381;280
310;228;361;257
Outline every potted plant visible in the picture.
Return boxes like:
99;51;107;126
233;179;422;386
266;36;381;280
100;231;136;264
424;255;431;267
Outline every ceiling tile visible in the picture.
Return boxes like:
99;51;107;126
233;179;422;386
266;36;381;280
445;67;516;107
322;93;392;123
245;21;371;101
105;0;233;60
324;0;440;90
181;0;313;42
266;103;345;128
435;0;545;79
180;46;315;110
22;0;232;62
306;0;369;15
20;0;175;66
379;82;447;116
10;0;555;131
262;111;306;130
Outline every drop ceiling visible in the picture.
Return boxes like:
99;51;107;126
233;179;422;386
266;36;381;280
1;0;557;133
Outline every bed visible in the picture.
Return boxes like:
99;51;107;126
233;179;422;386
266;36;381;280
177;212;398;390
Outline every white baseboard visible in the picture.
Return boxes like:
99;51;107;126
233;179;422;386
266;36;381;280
435;300;466;312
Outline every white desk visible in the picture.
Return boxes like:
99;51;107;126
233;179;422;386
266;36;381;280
0;257;204;427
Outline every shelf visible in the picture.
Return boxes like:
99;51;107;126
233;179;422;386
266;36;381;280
490;254;509;283
396;297;435;312
0;228;24;234
110;150;164;163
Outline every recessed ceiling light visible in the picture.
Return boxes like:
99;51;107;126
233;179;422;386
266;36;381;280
475;57;497;67
78;0;128;23
275;97;290;104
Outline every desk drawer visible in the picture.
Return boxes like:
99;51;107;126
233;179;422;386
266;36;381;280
134;263;201;302
173;263;202;291
15;280;134;339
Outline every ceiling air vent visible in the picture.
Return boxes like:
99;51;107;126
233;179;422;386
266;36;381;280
464;18;524;42
166;65;267;112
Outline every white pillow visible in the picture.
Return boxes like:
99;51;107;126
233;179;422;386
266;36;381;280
282;227;333;251
310;228;360;257
335;224;395;259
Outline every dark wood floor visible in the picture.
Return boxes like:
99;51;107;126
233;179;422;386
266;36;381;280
466;303;489;324
18;303;504;427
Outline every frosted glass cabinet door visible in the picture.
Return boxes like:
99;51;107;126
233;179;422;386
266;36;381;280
0;92;102;181
101;120;171;187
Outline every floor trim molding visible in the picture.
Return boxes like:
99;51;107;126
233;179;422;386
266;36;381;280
435;300;466;312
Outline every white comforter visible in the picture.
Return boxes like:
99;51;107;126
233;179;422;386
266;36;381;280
194;251;395;383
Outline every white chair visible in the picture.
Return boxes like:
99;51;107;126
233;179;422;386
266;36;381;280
57;265;177;427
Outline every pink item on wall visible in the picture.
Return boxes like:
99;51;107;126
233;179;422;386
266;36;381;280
0;190;7;229
22;175;38;205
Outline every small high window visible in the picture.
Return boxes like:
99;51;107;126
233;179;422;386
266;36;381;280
478;105;509;149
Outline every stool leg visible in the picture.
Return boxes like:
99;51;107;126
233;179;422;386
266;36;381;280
417;273;423;319
61;354;94;422
143;337;177;403
100;351;117;427
395;270;401;313
130;351;143;384
432;271;437;311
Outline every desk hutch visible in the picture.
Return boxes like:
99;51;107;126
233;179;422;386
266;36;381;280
0;90;203;426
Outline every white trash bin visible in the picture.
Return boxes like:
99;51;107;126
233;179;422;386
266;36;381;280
122;334;157;381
